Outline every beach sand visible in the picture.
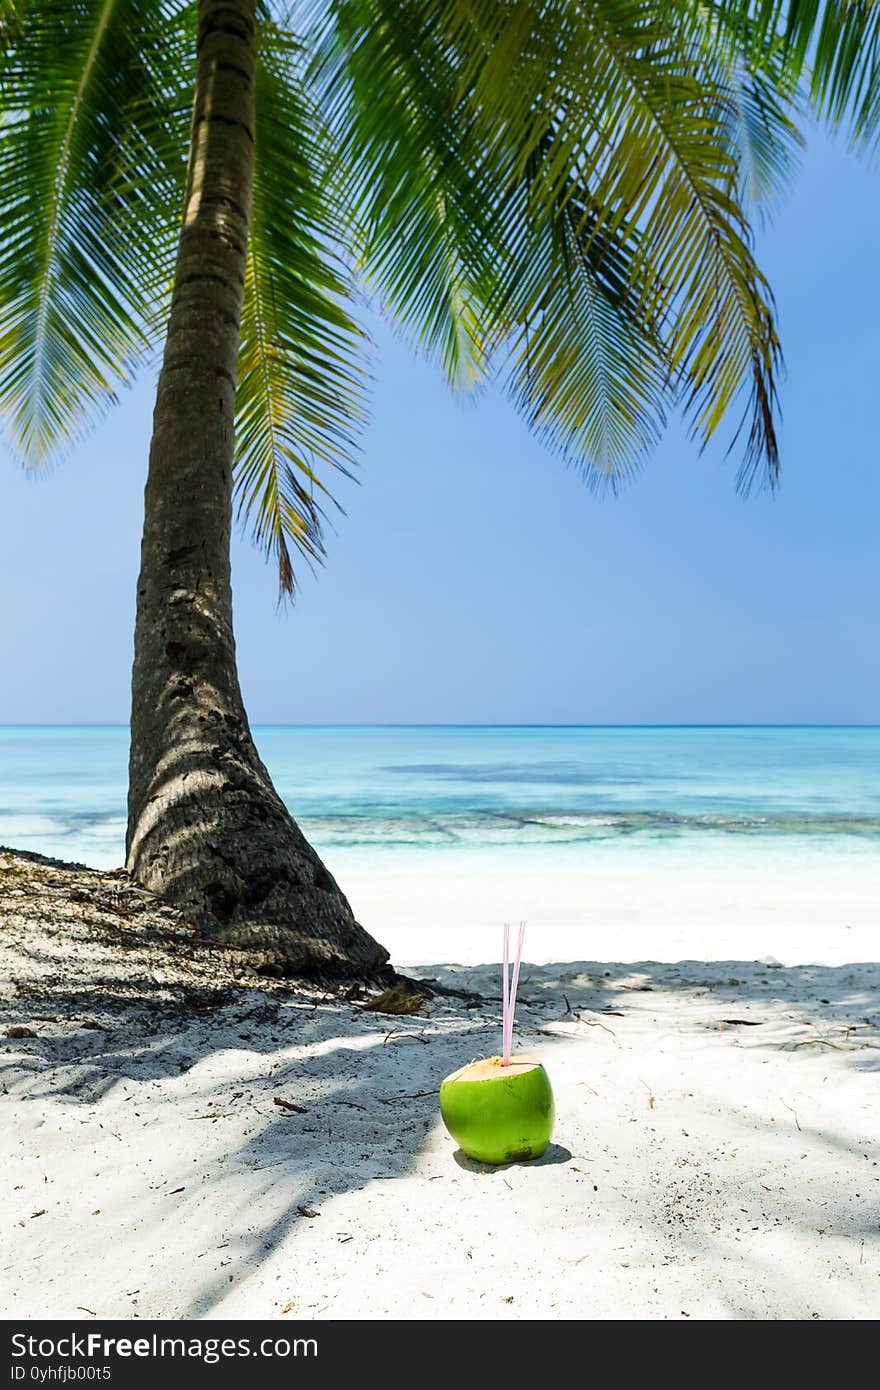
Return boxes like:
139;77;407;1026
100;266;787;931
1;850;878;1321
342;852;880;967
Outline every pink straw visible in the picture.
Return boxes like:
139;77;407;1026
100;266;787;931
501;921;526;1066
502;923;510;1063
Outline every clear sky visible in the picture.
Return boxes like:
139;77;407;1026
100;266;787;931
1;128;878;726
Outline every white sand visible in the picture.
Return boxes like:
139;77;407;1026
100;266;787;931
346;858;879;967
3;894;879;1321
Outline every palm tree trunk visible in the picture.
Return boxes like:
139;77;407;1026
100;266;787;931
126;0;388;978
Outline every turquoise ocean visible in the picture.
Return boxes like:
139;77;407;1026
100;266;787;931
1;726;878;886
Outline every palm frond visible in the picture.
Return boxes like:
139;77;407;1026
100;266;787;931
719;54;805;217
320;0;671;478
234;20;367;595
498;171;670;482
713;0;880;147
0;1;22;43
4;0;879;555
381;0;783;487
314;0;493;388
0;0;191;464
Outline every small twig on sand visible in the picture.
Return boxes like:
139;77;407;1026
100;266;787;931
273;1096;307;1114
378;1091;434;1104
574;1012;617;1038
382;1031;429;1045
789;1035;858;1052
780;1098;801;1131
639;1079;655;1110
411;976;485;1004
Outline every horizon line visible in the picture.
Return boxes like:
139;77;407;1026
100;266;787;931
2;722;879;731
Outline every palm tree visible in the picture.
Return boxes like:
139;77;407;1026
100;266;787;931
1;0;877;975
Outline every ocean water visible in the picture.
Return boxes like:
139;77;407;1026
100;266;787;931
0;726;879;883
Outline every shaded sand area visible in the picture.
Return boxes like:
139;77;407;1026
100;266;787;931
1;849;878;1320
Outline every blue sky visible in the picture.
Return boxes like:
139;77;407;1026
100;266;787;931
1;128;878;725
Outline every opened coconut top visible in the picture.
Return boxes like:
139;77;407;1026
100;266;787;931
443;1055;541;1085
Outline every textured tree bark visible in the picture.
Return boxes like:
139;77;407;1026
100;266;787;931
126;0;388;978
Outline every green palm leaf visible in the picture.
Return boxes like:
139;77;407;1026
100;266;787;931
234;21;367;594
498;167;670;480
0;0;190;463
316;0;492;388
326;0;783;486
320;0;670;477
714;0;880;145
718;53;805;216
3;0;879;590
449;0;784;485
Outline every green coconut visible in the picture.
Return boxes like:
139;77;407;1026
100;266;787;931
439;1054;554;1165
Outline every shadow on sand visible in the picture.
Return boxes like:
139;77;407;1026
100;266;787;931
3;947;879;1318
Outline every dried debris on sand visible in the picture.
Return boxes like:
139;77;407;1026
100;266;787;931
0;846;417;1014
